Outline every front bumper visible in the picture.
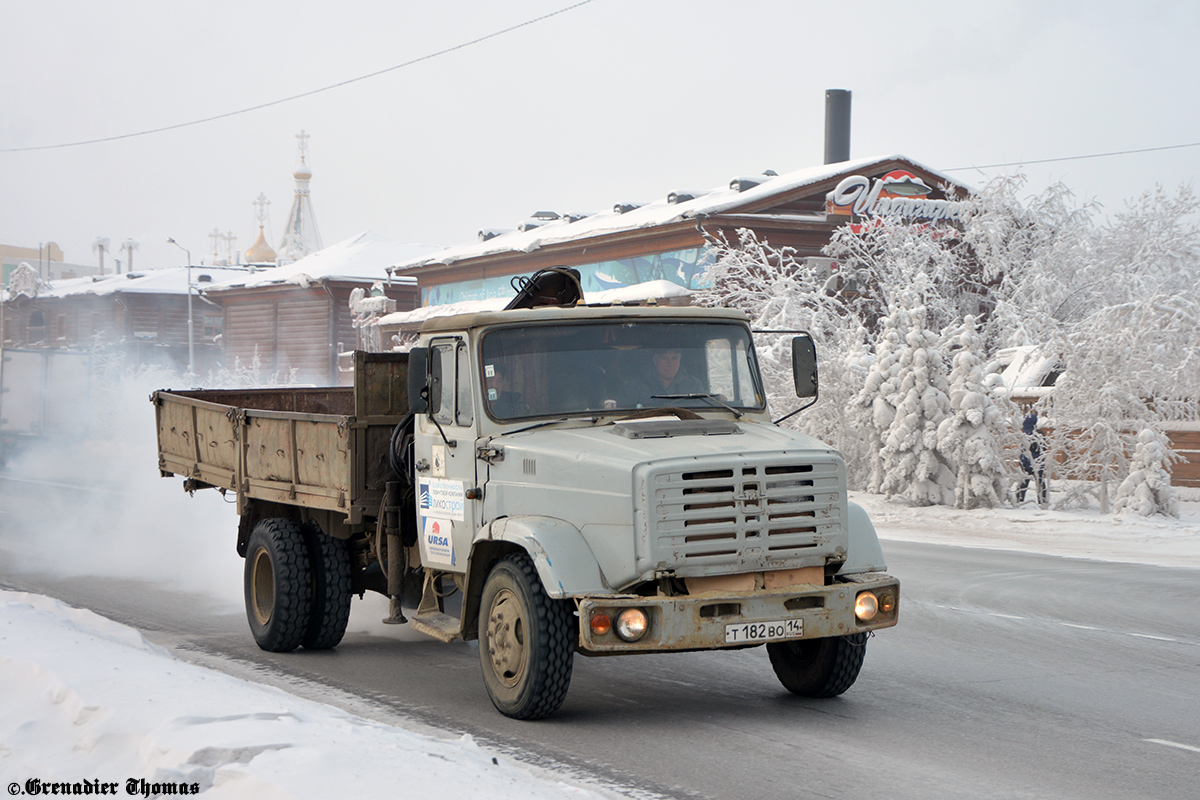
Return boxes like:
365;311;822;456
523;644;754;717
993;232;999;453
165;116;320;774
575;572;898;654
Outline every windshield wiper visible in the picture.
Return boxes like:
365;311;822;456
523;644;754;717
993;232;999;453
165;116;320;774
651;394;744;418
504;415;601;436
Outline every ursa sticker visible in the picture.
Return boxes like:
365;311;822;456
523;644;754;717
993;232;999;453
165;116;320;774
422;517;455;565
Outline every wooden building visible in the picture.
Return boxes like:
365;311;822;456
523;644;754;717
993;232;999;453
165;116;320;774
1;262;248;375
203;232;431;385
390;154;969;307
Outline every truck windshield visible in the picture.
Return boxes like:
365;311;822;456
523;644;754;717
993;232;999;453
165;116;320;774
480;320;765;420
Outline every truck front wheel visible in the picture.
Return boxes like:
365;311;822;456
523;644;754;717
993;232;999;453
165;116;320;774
245;518;313;652
766;633;867;698
478;553;574;719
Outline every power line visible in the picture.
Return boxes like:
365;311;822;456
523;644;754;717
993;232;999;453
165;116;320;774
944;140;1200;172
1;0;597;153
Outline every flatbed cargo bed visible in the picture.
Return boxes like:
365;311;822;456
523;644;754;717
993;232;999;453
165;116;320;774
152;351;409;524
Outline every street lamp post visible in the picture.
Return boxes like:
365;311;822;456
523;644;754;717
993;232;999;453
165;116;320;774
167;238;194;378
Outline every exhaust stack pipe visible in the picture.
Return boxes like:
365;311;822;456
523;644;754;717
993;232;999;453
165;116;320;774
824;89;852;164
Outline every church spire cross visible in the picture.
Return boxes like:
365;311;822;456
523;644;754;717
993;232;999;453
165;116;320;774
253;193;271;226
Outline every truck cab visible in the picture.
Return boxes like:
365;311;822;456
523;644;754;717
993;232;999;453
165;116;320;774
404;304;898;717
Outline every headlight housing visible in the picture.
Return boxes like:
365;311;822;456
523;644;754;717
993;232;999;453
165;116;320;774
855;591;879;622
615;608;649;641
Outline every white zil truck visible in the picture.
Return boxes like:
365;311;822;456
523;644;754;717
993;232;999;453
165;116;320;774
153;273;898;719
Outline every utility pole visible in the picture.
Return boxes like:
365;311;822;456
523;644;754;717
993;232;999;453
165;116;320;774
167;238;194;378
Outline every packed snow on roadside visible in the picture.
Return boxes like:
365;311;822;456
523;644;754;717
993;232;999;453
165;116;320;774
0;589;614;799
855;489;1200;569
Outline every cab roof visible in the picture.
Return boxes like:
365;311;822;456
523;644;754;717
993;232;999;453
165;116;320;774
419;303;750;334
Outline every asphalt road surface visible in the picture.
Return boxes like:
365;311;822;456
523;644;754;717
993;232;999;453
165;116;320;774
2;480;1198;799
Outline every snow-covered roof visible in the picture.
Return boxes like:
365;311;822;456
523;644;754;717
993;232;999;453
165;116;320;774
390;154;967;272
30;266;253;299
206;231;442;292
370;279;695;328
992;345;1061;397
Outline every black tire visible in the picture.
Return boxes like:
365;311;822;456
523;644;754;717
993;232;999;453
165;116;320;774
301;521;353;650
478;553;575;720
244;518;313;652
766;633;868;697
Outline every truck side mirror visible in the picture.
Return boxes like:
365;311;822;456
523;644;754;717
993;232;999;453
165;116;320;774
791;334;818;399
407;347;429;414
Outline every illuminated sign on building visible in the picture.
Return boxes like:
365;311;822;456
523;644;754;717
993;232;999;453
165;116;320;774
826;170;961;223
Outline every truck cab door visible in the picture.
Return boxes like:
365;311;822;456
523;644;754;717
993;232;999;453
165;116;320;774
413;337;479;573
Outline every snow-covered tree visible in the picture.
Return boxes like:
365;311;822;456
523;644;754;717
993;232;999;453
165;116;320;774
699;177;1198;515
696;229;871;476
936;315;1015;508
840;325;876;488
850;309;906;493
1044;186;1200;514
879;304;955;505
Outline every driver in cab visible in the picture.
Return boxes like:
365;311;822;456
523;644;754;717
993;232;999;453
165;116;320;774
635;347;705;406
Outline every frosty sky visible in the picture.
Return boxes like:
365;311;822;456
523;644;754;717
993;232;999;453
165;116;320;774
2;0;1198;271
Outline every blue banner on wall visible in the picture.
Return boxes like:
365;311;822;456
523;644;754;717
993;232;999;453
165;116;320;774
420;246;714;307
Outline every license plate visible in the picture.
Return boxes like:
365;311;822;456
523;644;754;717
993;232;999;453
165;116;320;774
724;618;803;643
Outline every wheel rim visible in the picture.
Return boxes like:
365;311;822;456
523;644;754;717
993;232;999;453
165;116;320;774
250;548;275;626
486;588;527;688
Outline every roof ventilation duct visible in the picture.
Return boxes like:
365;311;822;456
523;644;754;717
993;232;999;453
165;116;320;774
613;202;643;214
478;228;513;242
730;171;779;192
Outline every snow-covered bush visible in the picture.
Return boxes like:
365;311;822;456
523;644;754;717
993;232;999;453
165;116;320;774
1114;427;1181;517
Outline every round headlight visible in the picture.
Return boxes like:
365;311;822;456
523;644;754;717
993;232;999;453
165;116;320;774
615;608;649;641
855;591;879;622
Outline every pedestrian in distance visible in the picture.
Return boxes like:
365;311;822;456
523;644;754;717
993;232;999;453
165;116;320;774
1017;412;1048;505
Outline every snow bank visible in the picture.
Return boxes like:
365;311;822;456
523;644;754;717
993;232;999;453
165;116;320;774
0;590;609;799
858;491;1200;569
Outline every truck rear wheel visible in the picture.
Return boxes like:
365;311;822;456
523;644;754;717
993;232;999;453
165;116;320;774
478;553;574;720
301;522;353;650
245;518;313;652
766;633;867;697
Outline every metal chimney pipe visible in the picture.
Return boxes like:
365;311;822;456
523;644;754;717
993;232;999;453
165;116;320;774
824;89;852;164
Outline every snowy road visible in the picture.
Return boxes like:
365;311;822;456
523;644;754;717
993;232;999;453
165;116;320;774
3;537;1198;800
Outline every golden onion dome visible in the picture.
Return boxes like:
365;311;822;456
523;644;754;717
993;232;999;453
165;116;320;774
245;225;277;264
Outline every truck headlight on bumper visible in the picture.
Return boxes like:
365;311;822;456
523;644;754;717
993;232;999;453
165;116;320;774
854;588;898;624
855;591;879;622
615;608;649;641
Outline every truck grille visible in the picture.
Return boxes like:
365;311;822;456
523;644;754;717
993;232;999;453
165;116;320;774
637;457;845;576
